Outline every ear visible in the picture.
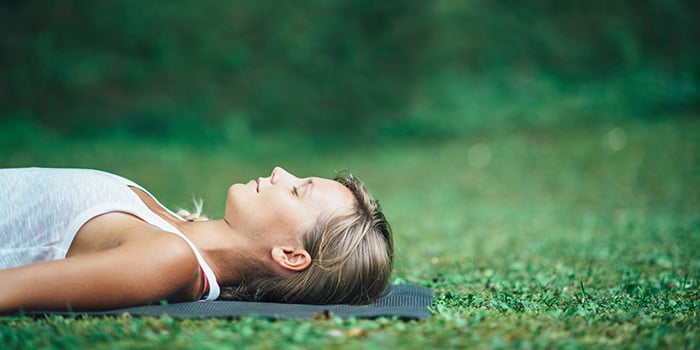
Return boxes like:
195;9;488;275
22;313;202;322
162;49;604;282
271;246;312;272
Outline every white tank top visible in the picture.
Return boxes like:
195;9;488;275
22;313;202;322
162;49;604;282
0;167;220;301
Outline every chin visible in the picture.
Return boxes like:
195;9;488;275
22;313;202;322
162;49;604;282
225;184;249;218
228;183;246;197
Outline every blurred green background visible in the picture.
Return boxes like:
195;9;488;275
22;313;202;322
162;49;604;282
2;0;698;144
1;2;699;347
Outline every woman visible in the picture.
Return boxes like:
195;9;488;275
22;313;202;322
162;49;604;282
0;166;393;312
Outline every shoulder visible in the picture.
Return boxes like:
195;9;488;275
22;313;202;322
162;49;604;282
131;230;200;275
150;232;199;269
119;231;203;301
77;213;202;299
76;211;199;271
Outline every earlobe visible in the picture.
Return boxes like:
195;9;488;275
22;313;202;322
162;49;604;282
271;246;311;272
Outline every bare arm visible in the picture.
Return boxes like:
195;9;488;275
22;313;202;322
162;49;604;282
0;234;202;313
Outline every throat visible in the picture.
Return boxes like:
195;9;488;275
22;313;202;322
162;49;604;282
128;186;253;285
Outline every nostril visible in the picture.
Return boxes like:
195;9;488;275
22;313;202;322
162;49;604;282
271;166;287;184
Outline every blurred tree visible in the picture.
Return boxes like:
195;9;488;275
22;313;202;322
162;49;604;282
0;0;697;141
0;0;432;139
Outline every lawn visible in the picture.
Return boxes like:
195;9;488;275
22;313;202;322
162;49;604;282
1;115;698;349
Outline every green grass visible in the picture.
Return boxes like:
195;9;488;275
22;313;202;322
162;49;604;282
1;115;698;349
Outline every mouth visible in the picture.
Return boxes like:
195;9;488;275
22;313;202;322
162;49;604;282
255;178;260;193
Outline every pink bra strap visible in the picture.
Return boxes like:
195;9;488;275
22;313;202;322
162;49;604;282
200;267;209;299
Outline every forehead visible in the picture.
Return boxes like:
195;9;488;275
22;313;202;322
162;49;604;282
310;177;356;210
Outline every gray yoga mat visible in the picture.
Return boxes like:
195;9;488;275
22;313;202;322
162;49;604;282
21;285;433;320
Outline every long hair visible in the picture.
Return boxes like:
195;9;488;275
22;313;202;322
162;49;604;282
219;173;394;304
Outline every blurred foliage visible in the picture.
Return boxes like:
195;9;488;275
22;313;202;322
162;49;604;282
1;0;698;143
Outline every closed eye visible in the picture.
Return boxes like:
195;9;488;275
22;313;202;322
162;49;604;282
292;179;312;197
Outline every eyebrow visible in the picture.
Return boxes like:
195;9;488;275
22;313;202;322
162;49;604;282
302;179;313;196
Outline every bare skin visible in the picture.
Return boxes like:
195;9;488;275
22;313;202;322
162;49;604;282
0;211;202;311
0;167;354;313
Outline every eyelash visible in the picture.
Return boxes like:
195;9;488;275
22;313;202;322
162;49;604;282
292;179;311;197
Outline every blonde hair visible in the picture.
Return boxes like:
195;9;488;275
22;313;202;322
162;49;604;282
176;198;208;222
220;173;394;304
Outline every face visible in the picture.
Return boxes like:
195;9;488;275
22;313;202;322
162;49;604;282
225;166;355;246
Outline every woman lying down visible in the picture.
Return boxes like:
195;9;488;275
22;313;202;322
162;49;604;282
0;166;393;313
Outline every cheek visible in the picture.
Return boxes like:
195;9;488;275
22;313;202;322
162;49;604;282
267;201;319;233
291;207;324;235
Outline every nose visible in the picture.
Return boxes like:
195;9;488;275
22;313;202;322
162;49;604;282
271;166;297;184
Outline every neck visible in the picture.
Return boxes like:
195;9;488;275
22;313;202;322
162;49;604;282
130;187;269;286
172;218;265;286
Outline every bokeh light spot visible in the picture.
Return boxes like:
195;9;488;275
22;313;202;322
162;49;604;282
603;127;627;153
